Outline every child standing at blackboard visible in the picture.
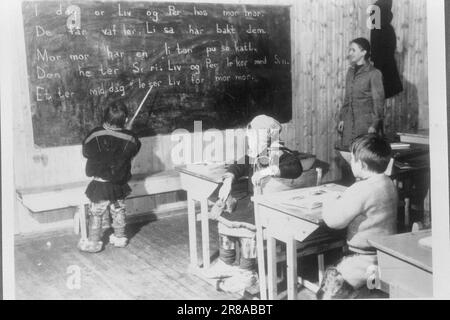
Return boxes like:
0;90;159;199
78;101;141;253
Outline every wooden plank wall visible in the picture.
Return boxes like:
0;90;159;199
6;0;428;232
292;0;428;181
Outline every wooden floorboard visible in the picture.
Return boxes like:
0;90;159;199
15;214;242;300
15;213;323;300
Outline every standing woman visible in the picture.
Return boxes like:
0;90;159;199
337;37;385;184
338;37;385;149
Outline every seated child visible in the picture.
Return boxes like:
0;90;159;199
78;101;141;253
205;115;303;294
317;134;398;299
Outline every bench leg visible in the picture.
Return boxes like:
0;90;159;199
187;195;198;268
200;198;210;269
286;237;297;300
73;209;80;235
267;236;277;300
79;204;88;240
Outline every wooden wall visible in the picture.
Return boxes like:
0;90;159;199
3;0;428;233
292;0;428;181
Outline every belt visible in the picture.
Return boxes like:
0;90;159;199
93;177;110;183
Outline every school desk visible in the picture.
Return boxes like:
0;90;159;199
252;184;347;300
397;130;429;145
176;161;319;273
368;230;432;298
177;163;228;270
391;144;430;228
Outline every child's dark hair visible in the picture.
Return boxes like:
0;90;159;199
350;134;392;173
103;100;128;128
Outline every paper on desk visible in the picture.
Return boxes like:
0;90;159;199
280;189;342;210
418;236;432;249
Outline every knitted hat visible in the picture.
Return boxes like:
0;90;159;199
249;115;282;132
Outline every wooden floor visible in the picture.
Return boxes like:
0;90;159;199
15;213;316;300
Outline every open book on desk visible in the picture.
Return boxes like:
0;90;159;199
280;188;343;211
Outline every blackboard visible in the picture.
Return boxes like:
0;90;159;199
22;1;292;147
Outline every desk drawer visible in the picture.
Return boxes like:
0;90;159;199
257;205;318;242
377;251;433;298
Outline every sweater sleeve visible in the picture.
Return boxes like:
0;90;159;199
322;182;365;230
122;130;141;159
370;69;385;130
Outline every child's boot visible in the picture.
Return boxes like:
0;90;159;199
78;214;103;253
218;268;258;294
110;200;127;247
109;233;128;248
102;212;111;231
77;238;103;253
218;236;258;294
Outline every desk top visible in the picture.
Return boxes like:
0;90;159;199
392;143;429;161
391;144;429;179
252;184;347;224
176;163;229;184
397;130;429;145
368;230;432;273
336;143;428;158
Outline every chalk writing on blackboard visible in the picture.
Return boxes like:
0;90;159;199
22;1;292;147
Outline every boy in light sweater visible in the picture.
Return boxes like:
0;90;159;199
317;134;398;299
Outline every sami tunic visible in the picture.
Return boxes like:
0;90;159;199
83;126;141;202
216;142;303;238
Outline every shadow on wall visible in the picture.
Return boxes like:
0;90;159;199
370;0;419;140
383;49;420;141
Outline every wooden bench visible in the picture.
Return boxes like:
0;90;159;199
16;170;182;239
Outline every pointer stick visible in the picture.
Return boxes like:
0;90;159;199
127;85;153;129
